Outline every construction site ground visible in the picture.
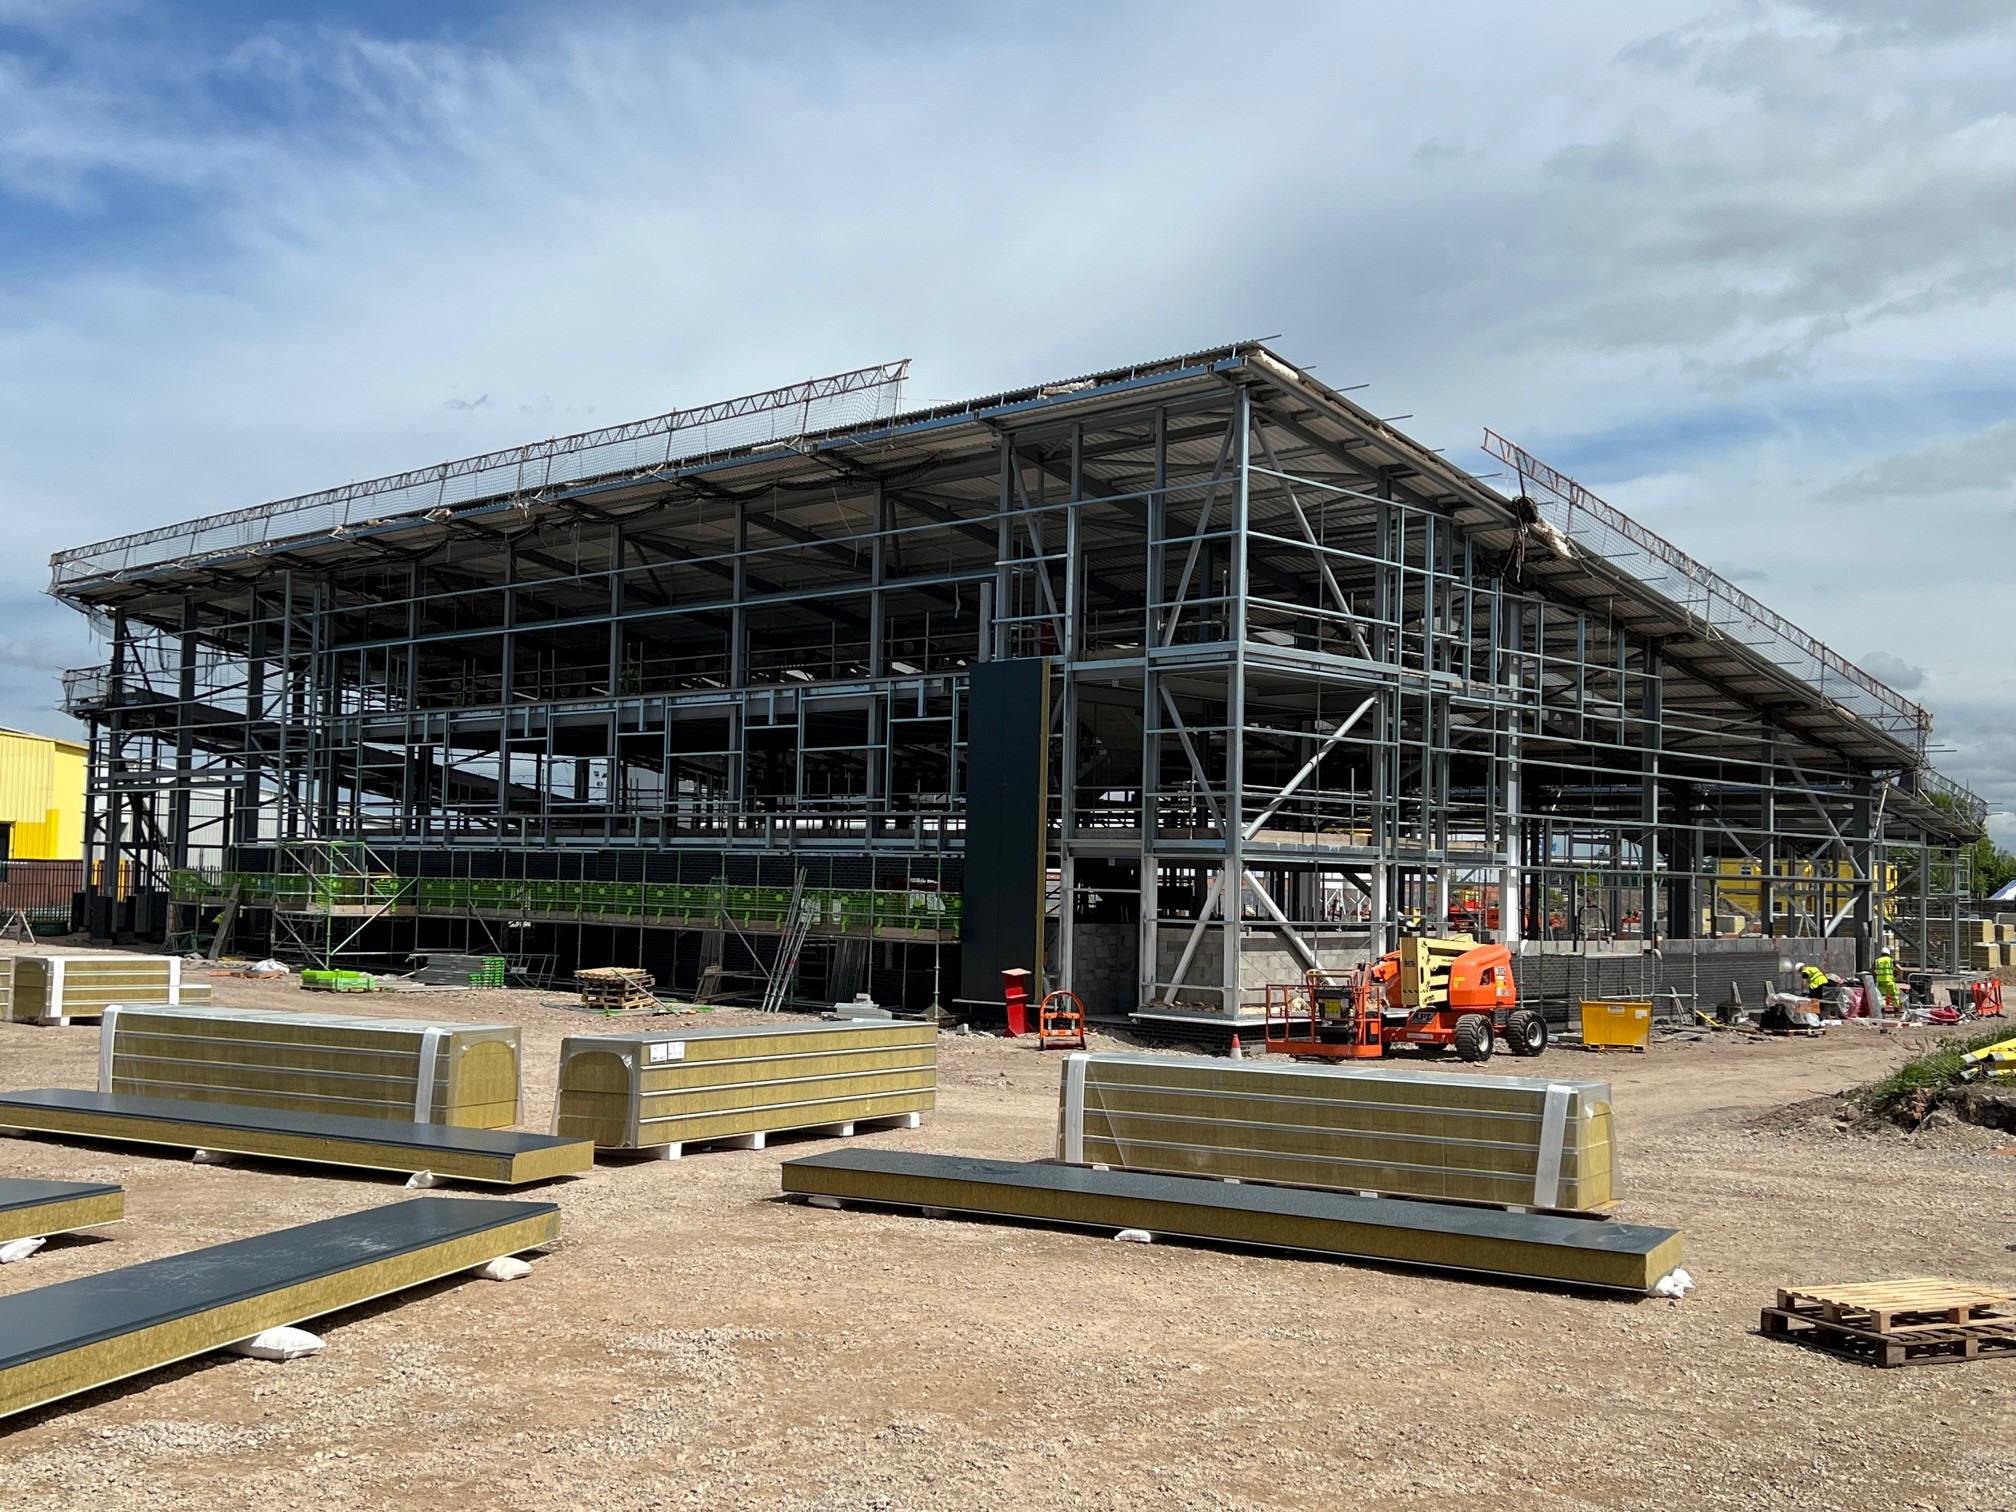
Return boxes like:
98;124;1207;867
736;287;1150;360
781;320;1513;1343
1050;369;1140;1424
2;943;2013;1511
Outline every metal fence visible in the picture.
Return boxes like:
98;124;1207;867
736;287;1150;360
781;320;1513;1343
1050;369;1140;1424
0;859;85;932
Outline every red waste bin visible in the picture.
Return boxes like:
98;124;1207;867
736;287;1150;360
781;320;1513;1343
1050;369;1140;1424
1002;968;1033;1037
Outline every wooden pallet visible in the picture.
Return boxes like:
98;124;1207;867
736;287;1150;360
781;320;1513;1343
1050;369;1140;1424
1760;1279;2016;1367
576;967;657;1012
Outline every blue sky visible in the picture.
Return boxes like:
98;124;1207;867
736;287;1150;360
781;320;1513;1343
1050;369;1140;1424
2;0;2012;834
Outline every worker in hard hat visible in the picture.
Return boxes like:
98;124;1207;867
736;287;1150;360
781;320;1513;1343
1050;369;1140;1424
1872;945;1899;1011
1796;961;1830;1000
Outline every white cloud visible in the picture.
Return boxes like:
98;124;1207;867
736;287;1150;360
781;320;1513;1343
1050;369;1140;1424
1860;652;1925;691
1823;419;2016;501
0;0;2011;814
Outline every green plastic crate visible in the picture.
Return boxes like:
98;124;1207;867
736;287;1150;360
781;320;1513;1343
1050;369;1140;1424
301;969;377;992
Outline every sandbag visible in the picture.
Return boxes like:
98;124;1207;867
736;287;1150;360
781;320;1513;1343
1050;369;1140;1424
228;1326;325;1361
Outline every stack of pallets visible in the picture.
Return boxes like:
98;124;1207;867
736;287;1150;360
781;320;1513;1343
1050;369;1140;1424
1760;1279;2016;1367
575;967;656;1013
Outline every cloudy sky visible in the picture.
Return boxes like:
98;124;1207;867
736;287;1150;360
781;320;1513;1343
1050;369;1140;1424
3;0;2011;836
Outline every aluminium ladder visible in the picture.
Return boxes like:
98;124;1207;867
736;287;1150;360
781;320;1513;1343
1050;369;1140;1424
760;870;813;1014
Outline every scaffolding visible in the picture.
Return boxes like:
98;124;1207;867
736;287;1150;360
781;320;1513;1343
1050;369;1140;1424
52;342;1983;1018
269;840;407;970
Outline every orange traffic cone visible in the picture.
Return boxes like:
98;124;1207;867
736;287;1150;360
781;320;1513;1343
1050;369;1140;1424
1229;1033;1244;1060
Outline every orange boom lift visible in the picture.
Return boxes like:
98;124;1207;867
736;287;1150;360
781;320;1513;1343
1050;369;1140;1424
1263;935;1548;1064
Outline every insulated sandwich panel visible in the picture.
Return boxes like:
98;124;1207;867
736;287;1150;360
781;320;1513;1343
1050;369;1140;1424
555;1020;936;1151
5;955;186;1025
100;1005;522;1127
0;1196;560;1421
1058;1055;1616;1211
0;1090;590;1186
783;1149;1683;1293
0;1178;125;1245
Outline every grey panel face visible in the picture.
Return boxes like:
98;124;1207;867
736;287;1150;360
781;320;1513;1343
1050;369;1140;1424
0;1178;123;1215
783;1149;1680;1263
0;1198;558;1373
0;1090;574;1159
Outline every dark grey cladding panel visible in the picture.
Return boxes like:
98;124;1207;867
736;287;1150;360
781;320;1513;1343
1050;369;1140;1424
0;1178;123;1215
784;1149;1674;1256
0;1090;577;1159
0;1197;558;1375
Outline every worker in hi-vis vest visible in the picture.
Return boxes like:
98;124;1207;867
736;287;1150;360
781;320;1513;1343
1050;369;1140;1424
1797;961;1830;1000
1872;946;1899;1009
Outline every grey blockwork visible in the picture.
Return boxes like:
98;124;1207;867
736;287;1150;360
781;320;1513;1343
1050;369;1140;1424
1521;937;1858;1024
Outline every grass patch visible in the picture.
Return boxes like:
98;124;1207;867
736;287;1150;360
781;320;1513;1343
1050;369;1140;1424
1850;1025;2016;1126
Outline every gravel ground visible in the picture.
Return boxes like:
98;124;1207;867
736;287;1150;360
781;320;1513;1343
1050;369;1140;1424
2;942;2013;1510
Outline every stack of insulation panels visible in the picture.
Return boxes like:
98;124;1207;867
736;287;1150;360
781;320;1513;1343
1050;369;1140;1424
1057;1054;1615;1212
2;955;199;1026
100;1005;522;1127
554;1020;935;1154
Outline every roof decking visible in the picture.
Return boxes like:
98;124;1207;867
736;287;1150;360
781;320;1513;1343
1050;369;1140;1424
46;342;1970;816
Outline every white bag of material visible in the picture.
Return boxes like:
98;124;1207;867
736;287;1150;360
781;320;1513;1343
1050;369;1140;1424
0;1237;45;1264
228;1327;325;1361
192;1149;231;1165
1652;1267;1696;1299
249;960;291;977
1113;1228;1154;1244
469;1256;531;1282
405;1170;438;1189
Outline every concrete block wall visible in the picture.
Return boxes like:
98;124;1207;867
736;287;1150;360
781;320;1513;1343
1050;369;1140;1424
1071;920;1138;1019
1520;937;1857;1023
1148;926;1325;1010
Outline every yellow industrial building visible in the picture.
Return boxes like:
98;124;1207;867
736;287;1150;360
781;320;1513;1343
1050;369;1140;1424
1711;855;1896;934
0;727;87;860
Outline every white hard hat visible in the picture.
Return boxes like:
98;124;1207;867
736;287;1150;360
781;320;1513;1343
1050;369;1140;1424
1793;961;1805;971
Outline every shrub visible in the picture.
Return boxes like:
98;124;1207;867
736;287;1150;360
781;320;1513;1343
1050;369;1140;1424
1851;1025;2016;1126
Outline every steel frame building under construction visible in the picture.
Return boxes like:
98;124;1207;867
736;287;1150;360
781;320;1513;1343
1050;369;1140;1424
50;342;1986;1028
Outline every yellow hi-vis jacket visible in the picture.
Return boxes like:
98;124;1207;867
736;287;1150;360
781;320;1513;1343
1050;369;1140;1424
1800;964;1829;992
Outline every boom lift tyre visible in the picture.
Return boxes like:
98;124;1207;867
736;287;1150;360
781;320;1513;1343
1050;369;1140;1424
1505;1009;1548;1057
1453;1014;1493;1063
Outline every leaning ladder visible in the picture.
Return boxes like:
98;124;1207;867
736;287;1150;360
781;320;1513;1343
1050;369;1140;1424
760;870;813;1014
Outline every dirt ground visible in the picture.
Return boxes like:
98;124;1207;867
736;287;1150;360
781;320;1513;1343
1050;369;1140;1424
2;943;2013;1511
